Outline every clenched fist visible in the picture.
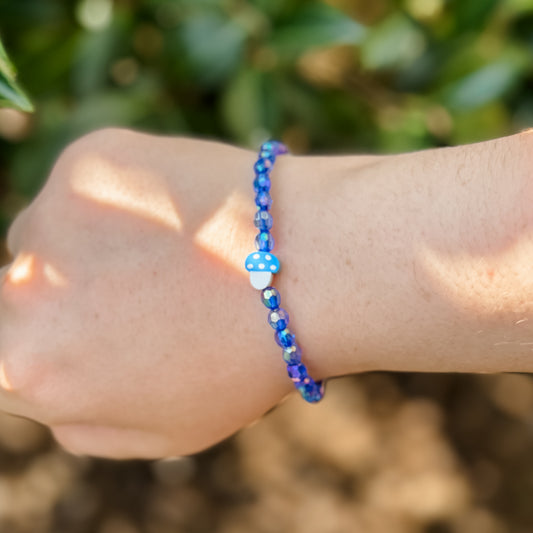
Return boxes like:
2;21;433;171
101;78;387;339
0;129;301;458
3;127;533;459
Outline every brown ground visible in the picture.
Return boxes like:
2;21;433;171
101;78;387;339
0;372;533;533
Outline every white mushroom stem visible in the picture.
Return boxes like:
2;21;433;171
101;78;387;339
250;271;273;290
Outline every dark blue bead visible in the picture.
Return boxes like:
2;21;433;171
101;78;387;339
268;308;289;330
259;150;276;163
254;158;273;174
287;364;309;383
261;287;280;309
297;379;325;403
254;210;273;231
275;328;295;348
255;231;274;252
255;191;272;210
282;344;301;365
253;174;271;193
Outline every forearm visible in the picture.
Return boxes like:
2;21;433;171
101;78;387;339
274;132;533;379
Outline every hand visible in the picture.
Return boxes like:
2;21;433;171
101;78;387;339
0;129;299;458
3;127;533;459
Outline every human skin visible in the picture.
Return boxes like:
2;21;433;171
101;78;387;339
1;128;533;459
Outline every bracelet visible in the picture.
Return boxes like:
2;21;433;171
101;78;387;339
244;141;325;403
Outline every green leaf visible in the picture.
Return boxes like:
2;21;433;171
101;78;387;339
246;0;288;19
360;13;426;71
269;1;365;58
451;102;509;145
441;48;530;111
180;12;247;86
72;21;124;98
450;0;500;32
220;68;280;145
0;38;34;112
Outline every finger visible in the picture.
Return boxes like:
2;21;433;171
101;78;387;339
6;207;30;257
50;424;173;459
0;262;44;422
0;359;42;422
0;348;53;425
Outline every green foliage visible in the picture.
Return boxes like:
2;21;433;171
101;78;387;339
268;2;365;58
360;13;423;70
441;47;530;111
1;0;533;221
0;38;33;111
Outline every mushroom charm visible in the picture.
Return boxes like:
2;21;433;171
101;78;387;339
245;251;281;290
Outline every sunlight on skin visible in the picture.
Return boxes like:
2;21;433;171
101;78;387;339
0;361;13;391
70;153;183;233
418;243;492;311
43;262;68;287
67;151;256;277
193;190;254;276
5;253;35;285
3;253;68;290
418;235;533;315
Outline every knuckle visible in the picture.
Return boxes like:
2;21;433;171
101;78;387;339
64;126;133;152
22;127;139;237
49;127;143;199
0;352;44;399
0;335;58;409
1;251;51;305
58;127;136;164
49;127;136;187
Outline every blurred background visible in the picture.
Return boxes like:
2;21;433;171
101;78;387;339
2;0;533;532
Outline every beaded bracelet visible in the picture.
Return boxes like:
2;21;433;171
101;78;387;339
244;141;325;403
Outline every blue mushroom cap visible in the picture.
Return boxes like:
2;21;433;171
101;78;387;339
245;251;280;274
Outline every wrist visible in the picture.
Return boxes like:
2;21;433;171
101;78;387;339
271;152;380;380
274;132;533;380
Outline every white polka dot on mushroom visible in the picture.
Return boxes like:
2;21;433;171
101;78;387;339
270;265;276;270
253;254;260;259
265;254;271;260
247;264;253;269
258;263;265;269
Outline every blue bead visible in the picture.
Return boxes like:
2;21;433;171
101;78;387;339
254;158;273;174
275;328;295;348
276;143;288;155
254;210;273;231
259;151;276;163
261;141;288;155
287;364;309;383
297;379;325;403
255;232;274;252
282;344;301;365
253;174;271;193
255;191;272;210
268;308;289;330
261;141;276;153
261;287;280;309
